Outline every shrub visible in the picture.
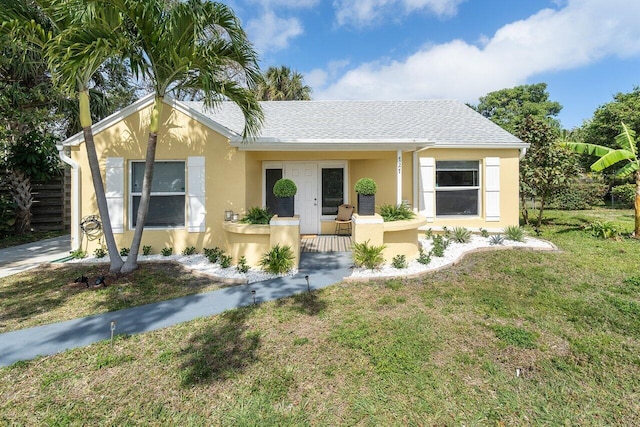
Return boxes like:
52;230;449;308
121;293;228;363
379;204;416;222
142;245;152;256
503;225;524;242
431;235;448;257
161;247;173;256
119;247;130;256
354;177;377;195
240;207;274;225
451;226;472;243
273;178;297;197
489;234;504;245
204;247;223;263
219;254;232;269
479;228;490;238
391;254;408;269
94;247;107;258
611;184;635;208
547;180;607;210
260;244;295;274
424;228;433;239
352;239;386;270
237;256;250;273
417;247;431;265
586;221;621;239
182;246;196;256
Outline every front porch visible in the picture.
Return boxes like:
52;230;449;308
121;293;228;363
300;235;352;253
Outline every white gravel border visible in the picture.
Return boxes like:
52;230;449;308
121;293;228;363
68;253;296;284
68;235;555;284
347;235;556;281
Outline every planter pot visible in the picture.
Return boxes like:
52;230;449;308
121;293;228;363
357;194;375;215
276;196;295;217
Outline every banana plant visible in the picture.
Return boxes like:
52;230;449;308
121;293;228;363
564;122;640;237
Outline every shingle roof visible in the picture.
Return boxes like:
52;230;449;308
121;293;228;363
181;99;524;146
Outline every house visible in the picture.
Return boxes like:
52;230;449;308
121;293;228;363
59;94;528;264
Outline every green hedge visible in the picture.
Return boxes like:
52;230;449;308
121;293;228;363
547;181;607;210
611;184;635;208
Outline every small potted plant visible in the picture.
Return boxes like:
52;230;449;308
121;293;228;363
355;177;377;215
273;178;297;217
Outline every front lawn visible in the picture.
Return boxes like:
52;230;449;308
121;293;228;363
1;208;639;425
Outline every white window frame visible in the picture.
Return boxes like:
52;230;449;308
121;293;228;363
129;160;186;230
435;160;482;218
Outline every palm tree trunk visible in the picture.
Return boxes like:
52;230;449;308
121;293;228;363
79;90;123;273
635;170;640;238
83;127;124;273
120;132;158;274
7;170;33;233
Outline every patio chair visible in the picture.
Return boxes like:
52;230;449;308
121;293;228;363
334;204;354;235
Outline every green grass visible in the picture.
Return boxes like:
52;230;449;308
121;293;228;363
0;208;639;425
0;263;228;333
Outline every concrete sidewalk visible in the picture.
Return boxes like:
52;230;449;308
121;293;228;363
0;235;71;278
0;251;352;367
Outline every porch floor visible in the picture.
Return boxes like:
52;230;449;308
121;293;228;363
300;235;352;253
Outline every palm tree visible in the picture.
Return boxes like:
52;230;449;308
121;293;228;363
564;122;640;237
101;0;263;273
256;66;312;101
1;0;126;271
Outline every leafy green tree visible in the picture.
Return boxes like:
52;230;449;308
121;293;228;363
581;87;640;150
473;83;562;134
256;66;312;101
517;116;580;228
1;0;128;270
102;0;263;273
565;123;640;237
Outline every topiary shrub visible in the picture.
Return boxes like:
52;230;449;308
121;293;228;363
611;184;635;208
354;177;377;195
273;178;297;197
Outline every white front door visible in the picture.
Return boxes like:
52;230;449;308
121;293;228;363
285;163;318;234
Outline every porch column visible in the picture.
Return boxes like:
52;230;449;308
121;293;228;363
396;149;402;205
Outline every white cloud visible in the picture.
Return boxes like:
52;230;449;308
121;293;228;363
316;0;640;102
246;10;303;53
334;0;464;27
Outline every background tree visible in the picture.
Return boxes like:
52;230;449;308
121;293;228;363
1;0;134;271
473;83;562;134
102;0;263;273
256;65;312;101
565;123;640;237
581;87;640;150
517;116;580;228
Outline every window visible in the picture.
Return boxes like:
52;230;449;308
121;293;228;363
265;168;283;215
435;161;479;216
131;161;185;227
321;167;344;215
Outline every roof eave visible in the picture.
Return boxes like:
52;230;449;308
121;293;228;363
231;138;434;151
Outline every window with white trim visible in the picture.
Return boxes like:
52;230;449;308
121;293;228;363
130;161;185;227
435;160;479;216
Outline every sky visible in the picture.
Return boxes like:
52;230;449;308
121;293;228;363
226;0;640;130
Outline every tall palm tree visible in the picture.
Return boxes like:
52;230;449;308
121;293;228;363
565;122;640;237
256;65;312;101
1;0;126;271
100;0;263;273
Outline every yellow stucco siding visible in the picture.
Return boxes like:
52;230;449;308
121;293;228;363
417;148;521;229
71;102;246;255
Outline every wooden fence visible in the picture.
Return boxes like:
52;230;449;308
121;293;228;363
1;168;71;232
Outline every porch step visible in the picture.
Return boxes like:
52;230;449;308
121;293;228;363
300;235;352;253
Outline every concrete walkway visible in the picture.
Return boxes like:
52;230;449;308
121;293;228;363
0;235;71;278
0;251;352;367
